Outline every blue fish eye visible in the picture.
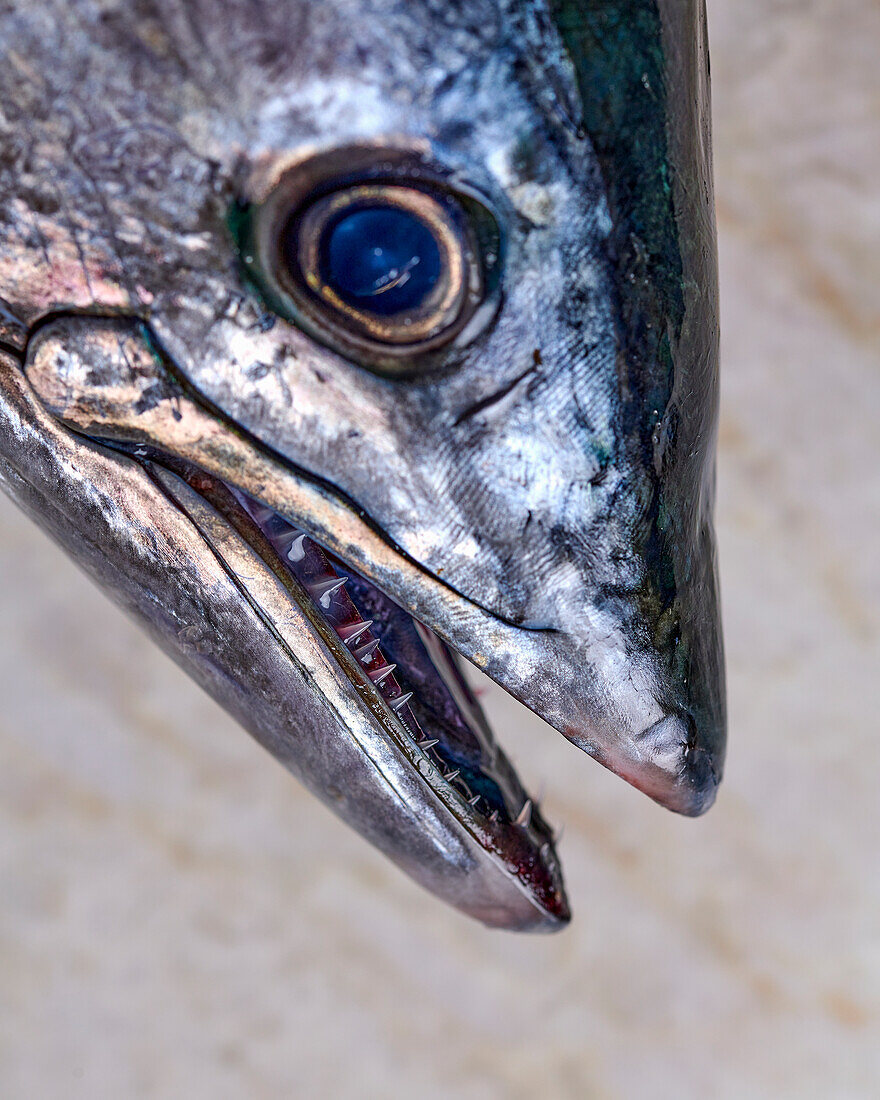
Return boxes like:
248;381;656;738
261;157;503;372
319;205;443;317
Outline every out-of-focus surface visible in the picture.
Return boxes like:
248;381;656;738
1;0;878;1095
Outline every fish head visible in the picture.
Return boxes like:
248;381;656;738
0;0;724;928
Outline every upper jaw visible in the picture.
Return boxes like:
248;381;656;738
24;312;724;819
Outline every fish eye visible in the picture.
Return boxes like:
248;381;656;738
237;147;503;375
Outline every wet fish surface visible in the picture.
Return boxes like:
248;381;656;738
0;0;724;930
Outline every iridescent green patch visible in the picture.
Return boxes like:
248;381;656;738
549;0;685;375
549;1;690;657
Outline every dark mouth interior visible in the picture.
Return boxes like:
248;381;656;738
236;489;540;826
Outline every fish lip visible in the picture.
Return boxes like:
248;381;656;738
632;712;717;810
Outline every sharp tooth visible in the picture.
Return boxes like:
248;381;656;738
515;799;533;828
467;794;481;807
340;620;373;645
273;527;301;551
286;532;307;563
369;663;397;686
390;692;413;712
354;638;381;663
444;769;460;782
310;576;347;609
417;738;439;750
488;810;500;824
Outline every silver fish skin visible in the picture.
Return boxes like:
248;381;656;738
0;0;724;928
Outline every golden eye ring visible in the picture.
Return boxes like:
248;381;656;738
237;144;504;376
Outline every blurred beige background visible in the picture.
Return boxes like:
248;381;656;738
1;1;878;1096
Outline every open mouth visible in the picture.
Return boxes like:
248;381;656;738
146;454;569;925
20;314;571;925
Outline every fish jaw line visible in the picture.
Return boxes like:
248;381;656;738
171;447;721;824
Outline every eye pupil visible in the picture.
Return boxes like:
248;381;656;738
319;206;442;317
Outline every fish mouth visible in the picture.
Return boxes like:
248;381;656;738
128;451;571;928
21;312;570;928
